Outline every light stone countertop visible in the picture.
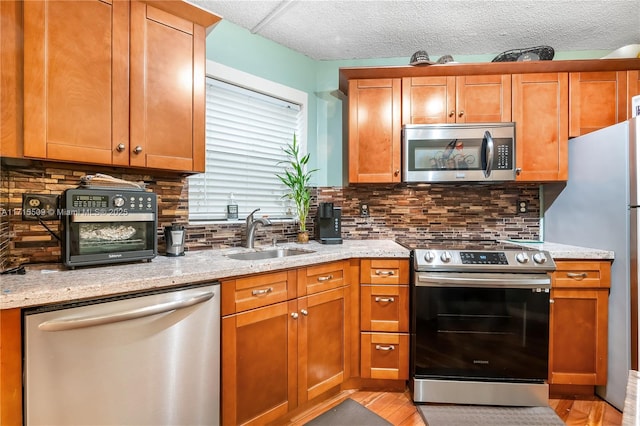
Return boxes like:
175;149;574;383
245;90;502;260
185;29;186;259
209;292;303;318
1;240;409;310
1;239;615;310
504;240;615;260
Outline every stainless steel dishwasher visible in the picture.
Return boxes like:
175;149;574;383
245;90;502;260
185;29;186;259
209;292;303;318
23;282;220;425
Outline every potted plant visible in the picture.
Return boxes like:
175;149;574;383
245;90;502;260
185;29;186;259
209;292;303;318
276;134;317;243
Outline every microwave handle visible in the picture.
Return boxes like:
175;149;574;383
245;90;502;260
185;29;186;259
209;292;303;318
483;130;494;178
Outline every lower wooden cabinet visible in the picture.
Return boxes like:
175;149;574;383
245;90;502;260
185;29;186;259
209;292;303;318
359;259;410;380
221;262;350;425
549;260;611;386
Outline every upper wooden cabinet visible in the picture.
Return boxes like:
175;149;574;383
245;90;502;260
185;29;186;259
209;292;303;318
348;79;402;183
630;71;640;117
512;73;569;182
21;0;219;173
0;1;23;159
569;71;628;137
402;75;511;124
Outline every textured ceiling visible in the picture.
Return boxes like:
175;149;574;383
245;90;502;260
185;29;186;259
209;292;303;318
189;0;640;61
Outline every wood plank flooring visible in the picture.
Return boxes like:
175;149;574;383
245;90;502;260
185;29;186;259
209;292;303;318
285;389;623;426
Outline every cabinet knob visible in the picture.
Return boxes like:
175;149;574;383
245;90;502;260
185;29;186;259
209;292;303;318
394;170;400;176
300;309;308;316
291;312;299;319
458;110;465;117
515;167;522;175
133;146;143;154
448;110;455;117
116;143;126;152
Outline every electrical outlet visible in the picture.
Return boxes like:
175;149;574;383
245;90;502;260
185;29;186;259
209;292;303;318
359;203;369;217
22;193;60;221
517;200;529;214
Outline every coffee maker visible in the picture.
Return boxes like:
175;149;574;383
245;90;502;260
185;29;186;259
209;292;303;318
315;202;342;244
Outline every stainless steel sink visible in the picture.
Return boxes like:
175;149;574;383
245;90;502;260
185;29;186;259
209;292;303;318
226;248;314;261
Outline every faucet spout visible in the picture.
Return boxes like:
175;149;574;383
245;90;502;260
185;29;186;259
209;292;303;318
245;210;272;248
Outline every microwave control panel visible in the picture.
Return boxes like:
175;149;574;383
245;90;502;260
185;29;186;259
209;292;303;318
65;189;157;214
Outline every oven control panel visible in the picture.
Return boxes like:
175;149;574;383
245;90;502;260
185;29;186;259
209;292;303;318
414;249;556;272
65;189;156;214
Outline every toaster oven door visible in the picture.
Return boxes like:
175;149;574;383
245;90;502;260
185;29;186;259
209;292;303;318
65;213;157;267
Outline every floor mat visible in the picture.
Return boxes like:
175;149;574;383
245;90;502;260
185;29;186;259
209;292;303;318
417;404;565;426
304;398;392;426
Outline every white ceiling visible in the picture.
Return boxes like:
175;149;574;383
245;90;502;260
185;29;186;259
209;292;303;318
189;0;640;62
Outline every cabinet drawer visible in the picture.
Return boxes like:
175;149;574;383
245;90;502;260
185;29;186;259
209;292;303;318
552;261;611;289
301;261;346;295
221;270;297;315
361;285;409;332
361;259;409;285
360;332;409;380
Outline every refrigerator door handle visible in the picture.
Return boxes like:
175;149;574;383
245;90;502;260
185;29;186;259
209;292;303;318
38;291;215;331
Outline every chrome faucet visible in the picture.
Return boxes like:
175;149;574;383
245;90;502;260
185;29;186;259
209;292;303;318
245;208;272;248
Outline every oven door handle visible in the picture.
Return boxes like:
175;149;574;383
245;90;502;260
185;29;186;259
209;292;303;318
416;272;551;289
70;213;155;223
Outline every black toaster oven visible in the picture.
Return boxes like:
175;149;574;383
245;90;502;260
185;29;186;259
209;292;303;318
62;188;158;268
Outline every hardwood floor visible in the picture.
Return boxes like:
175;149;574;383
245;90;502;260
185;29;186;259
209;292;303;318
284;389;623;426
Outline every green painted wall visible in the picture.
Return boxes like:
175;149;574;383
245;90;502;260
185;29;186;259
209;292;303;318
206;20;611;186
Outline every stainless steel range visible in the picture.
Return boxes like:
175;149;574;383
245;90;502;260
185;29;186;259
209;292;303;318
407;239;556;407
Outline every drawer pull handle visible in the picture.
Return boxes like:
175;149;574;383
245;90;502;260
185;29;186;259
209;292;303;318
317;274;333;282
566;272;588;280
375;270;395;276
252;287;273;296
375;297;395;303
375;345;395;351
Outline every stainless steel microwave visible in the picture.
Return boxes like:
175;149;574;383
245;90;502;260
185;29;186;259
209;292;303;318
402;122;516;183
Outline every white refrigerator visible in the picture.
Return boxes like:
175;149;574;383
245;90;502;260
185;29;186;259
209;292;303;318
543;117;639;410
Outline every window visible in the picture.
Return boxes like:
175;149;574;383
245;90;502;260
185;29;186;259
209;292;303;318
188;62;307;221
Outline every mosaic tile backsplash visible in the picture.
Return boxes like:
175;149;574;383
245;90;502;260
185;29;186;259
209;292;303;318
0;161;540;269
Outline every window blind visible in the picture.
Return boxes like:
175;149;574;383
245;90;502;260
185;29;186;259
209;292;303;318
188;77;303;221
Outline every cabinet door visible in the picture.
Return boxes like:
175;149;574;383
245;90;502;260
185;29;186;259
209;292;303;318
361;285;409;332
348;79;401;183
569;71;627;136
549;288;608;385
455;75;512;123
1;0;23;158
512;73;569;182
23;0;129;165
402;76;456;124
629;71;640;118
0;309;22;425
297;287;349;404
360;332;409;380
222;300;298;425
130;2;205;172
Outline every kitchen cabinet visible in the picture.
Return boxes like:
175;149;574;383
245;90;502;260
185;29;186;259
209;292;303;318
348;79;402;183
0;0;23;158
512;73;569;182
22;0;218;173
0;309;22;426
548;260;610;386
221;261;350;425
402;75;511;124
569;71;628;136
359;259;409;380
630;71;640;117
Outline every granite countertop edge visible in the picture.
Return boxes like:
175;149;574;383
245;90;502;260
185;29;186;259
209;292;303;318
1;239;615;310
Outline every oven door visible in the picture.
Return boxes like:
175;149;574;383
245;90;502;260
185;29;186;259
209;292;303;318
412;271;550;383
402;123;516;183
64;212;157;267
